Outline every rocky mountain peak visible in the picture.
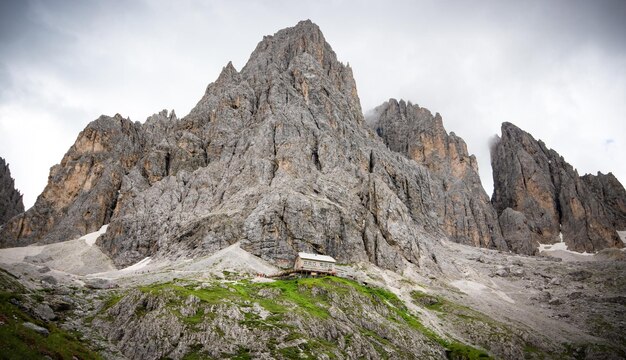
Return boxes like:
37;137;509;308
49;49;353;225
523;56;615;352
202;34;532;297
367;98;508;251
491;122;625;253
35;20;437;269
244;19;333;72
2;20;624;269
215;61;239;85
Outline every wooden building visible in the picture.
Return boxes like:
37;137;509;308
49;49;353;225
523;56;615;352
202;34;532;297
294;252;336;274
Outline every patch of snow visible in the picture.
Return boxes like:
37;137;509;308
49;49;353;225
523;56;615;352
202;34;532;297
617;231;626;245
538;232;595;256
451;279;488;292
119;257;152;273
82;224;108;246
251;277;275;283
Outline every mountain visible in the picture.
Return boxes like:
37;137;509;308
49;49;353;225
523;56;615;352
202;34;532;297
0;117;142;247
367;99;508;251
1;21;445;272
3;21;625;263
1;20;626;360
491;122;626;252
0;157;24;224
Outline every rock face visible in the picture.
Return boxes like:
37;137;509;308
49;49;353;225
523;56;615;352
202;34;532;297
491;122;625;252
91;279;452;359
1;21;447;271
0;116;143;247
367;99;507;251
497;208;537;255
2;21;623;263
581;172;626;232
0;157;24;225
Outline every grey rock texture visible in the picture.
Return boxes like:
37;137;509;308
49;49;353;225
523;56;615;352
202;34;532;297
491;122;625;252
1;21;445;271
581;172;626;232
0;157;24;224
497;208;537;255
22;322;49;337
0;115;143;247
91;279;451;360
367;99;507;251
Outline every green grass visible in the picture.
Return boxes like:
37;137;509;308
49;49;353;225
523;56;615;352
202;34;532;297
136;276;492;359
0;273;101;359
139;278;331;319
410;290;443;310
226;346;252;359
257;278;330;318
182;344;213;360
102;293;123;311
184;308;205;325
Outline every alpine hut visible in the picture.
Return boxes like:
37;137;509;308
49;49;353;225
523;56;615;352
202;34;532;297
294;252;337;274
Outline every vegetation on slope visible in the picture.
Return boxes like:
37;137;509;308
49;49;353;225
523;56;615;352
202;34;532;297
0;270;101;360
94;276;491;359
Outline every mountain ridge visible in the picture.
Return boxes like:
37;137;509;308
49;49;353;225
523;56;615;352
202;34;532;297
0;20;625;360
491;121;625;253
1;20;624;266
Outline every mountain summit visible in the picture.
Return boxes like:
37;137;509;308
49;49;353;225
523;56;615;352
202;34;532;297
491;122;626;252
1;20;626;360
1;20;438;271
1;20;624;267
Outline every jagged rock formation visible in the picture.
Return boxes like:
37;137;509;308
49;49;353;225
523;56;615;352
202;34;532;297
92;279;455;359
0;157;24;224
367;99;507;251
1;21;449;270
491;122;625;253
2;21;624;264
581;172;626;232
0;117;143;247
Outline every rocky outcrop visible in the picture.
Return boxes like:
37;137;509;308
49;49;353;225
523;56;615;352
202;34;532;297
2;21;448;271
100;20;448;270
91;279;454;359
497;208;537;255
0;116;144;247
491;122;625;253
581;172;626;232
367;99;507;251
0;157;24;224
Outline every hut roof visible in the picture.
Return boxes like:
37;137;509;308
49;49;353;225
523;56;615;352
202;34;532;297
297;252;336;263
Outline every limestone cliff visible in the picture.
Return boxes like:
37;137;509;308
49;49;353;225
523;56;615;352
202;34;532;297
98;21;446;269
367;99;507;251
3;21;623;264
0;116;143;247
0;157;24;224
581;172;626;232
1;21;447;271
491;122;625;252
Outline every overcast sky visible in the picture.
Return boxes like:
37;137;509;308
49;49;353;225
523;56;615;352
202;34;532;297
1;0;625;208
